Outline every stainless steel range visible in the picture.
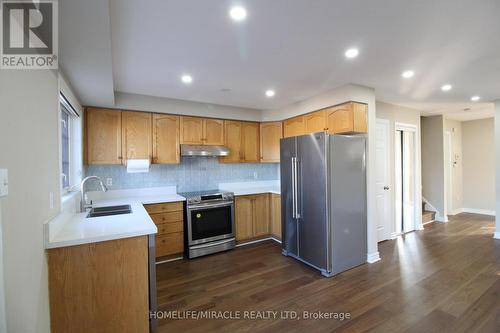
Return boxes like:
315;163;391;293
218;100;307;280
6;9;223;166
180;190;235;259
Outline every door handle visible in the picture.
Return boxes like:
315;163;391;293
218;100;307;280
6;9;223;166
295;158;300;219
291;157;294;218
384;186;390;190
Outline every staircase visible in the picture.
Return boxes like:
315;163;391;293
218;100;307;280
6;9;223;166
422;202;436;224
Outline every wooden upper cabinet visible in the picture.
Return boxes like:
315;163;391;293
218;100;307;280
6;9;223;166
283;116;305;138
180;116;204;144
86;108;122;165
305;110;327;133
260;122;282;163
203;118;224;145
122;111;152;164
180;116;224;145
221;121;260;163
327;102;368;134
221;120;242;163
152;114;180;164
241;122;260;162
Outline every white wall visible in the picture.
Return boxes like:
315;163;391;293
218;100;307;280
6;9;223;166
0;202;6;333
421;115;446;221
0;70;60;333
269;84;379;262
462;118;495;214
376;101;423;232
114;92;263;122
444;119;463;214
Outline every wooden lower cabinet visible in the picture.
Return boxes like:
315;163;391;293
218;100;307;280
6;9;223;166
144;201;184;258
270;194;282;240
48;236;150;333
235;194;271;241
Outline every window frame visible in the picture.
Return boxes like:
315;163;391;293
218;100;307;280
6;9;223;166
58;93;81;195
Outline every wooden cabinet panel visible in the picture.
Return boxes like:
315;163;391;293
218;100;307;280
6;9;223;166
157;222;183;235
221;120;242;163
241;122;260;162
86;108;122;165
180;116;204;144
150;211;183;225
283;116;305;138
305;110;327;133
152;114;180;164
156;233;183;257
260;122;282;163
235;196;254;241
122;111;152;164
235;194;270;241
353;102;368;133
144;201;183;214
48;236;149;333
203;118;224;145
253;194;269;237
327;102;367;134
270;194;282;240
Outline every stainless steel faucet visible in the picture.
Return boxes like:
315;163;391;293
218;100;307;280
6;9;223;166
80;176;108;212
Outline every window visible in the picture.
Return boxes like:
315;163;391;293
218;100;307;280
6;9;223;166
59;93;81;194
61;104;70;189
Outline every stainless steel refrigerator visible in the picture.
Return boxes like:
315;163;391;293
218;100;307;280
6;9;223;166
280;132;367;277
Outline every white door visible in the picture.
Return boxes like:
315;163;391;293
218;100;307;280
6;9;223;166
375;119;391;241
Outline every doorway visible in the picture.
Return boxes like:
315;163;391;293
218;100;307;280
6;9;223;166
394;124;417;234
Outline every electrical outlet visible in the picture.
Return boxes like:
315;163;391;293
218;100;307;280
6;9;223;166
106;178;113;187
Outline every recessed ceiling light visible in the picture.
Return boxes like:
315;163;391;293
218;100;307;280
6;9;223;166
441;84;452;91
471;96;480;102
265;90;275;97
402;70;415;79
229;6;247;21
181;75;193;84
345;48;359;59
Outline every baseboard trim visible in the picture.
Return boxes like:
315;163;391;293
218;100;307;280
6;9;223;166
236;236;281;247
435;213;449;223
390;232;398;239
462;208;496;216
415;223;425;230
422;220;434;225
494;232;500;240
367;252;381;263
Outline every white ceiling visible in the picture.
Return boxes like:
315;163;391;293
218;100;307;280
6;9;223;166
62;0;500;119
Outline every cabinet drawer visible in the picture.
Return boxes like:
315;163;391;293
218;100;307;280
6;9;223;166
144;201;183;214
150;211;183;224
157;222;183;236
156;233;183;257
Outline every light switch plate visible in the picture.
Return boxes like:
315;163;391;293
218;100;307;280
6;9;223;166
0;169;8;197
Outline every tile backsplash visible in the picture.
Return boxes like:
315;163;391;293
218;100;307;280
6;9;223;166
85;157;280;192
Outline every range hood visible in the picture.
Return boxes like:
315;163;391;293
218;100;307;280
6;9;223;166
181;144;230;157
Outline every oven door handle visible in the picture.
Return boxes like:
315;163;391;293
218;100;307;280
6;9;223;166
189;238;235;250
187;202;234;210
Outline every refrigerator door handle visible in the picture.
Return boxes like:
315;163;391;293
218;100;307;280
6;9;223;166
291;157;296;218
295;158;300;219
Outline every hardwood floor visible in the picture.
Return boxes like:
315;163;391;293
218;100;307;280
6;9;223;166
156;213;500;332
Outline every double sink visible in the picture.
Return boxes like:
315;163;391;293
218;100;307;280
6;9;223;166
86;205;132;218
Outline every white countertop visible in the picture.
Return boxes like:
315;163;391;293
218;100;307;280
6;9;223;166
219;180;281;196
45;187;185;249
